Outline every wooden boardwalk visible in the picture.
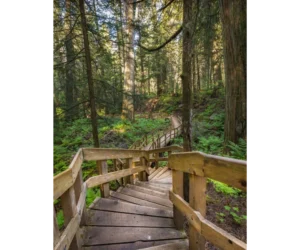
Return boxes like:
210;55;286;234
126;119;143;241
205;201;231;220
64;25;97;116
81;174;188;250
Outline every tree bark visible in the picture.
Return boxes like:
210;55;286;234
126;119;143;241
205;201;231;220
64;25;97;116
122;0;135;121
182;0;193;202
79;0;99;147
219;0;247;146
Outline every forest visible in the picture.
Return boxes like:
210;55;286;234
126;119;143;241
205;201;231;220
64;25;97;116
54;0;246;249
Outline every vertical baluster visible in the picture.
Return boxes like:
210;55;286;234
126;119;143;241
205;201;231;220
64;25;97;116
172;169;184;230
53;207;60;247
128;158;134;184
98;160;109;198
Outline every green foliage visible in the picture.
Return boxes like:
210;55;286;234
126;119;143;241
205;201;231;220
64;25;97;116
195;135;223;155
86;188;101;207
227;138;247;160
56;210;64;229
222;205;247;225
216;212;226;223
209;179;243;198
159;161;168;167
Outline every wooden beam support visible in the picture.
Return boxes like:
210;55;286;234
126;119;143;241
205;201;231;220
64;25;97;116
53;207;60;247
172;169;184;230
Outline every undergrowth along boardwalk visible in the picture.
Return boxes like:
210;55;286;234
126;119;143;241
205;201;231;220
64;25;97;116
53;116;247;250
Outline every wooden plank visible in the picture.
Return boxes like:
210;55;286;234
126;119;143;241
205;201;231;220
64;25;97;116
156;170;172;180
70;149;84;181
147;146;183;155
82;148;148;161
119;187;173;208
172;169;184;230
90;198;173;217
86;166;146;188
83;239;187;250
85;209;175;227
126;184;168;198
152;167;169;180
151;177;172;184
109;191;172;210
77;182;87;226
189;175;207;249
73;169;83;203
53;207;60;247
141;240;188;250
83;226;186;245
169;191;246;250
149;167;163;180
168;152;247;191
135;181;169;193
54;214;80;250
54;168;73;200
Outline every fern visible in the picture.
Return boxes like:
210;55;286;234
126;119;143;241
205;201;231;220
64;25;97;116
227;138;247;160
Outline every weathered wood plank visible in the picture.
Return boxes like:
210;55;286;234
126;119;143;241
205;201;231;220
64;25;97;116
109;191;172;210
90;198;173;217
147;146;183;155
85;209;175;227
82;148;148;161
141;240;188;250
86;166;146;188
119;187;173;208
156;170;172;180
151;176;172;184
169;191;246;250
70;149;84;181
149;167;164;180
83;239;187;250
77;182;87;226
172;169;184;230
54;214;80;250
126;184;168;198
54;168;73;200
152;167;169;180
135;181;169;193
83;226;186;245
189;174;207;249
168;152;246;191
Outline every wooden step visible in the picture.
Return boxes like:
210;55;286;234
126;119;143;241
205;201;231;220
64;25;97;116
90;198;173;218
135;181;170;193
119;187;173;208
156;170;172;180
83;239;187;250
151;177;172;184
83;226;186;245
85;209;175;227
109;191;172;210
126;184;168;198
151;167;169;180
148;167;164;180
140;240;189;250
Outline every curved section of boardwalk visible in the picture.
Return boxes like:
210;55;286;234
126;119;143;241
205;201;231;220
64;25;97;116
81;180;187;250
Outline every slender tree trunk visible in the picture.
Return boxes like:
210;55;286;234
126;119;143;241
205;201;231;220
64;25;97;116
79;0;99;147
122;0;135;121
64;0;76;121
196;54;201;91
182;0;193;203
219;0;247;146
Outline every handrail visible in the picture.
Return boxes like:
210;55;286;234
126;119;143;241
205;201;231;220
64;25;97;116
169;151;247;249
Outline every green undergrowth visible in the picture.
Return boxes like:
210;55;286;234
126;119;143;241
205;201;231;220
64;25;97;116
208;179;245;198
54;116;170;176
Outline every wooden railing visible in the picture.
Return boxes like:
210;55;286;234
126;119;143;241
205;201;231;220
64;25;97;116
53;146;183;250
169;152;247;250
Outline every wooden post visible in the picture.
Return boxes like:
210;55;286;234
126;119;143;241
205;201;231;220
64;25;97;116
53;207;60;247
61;186;80;250
73;169;86;225
189;174;207;250
172;170;184;230
128;158;134;184
101;160;109;198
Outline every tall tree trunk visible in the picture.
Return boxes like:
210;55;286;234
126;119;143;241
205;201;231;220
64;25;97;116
196;54;201;91
182;0;193;202
122;0;135;121
64;0;76;121
219;0;247;146
79;0;99;147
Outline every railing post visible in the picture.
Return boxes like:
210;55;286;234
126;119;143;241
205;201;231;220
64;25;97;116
189;174;207;250
172;169;184;230
128;158;134;184
73;169;86;225
98;160;110;198
61;186;81;250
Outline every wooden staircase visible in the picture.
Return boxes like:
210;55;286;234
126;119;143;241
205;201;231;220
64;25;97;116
80;177;188;250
